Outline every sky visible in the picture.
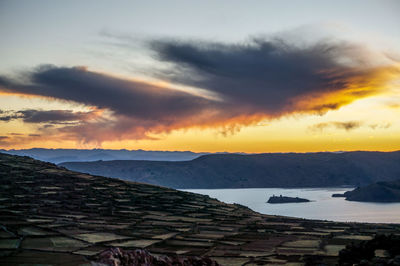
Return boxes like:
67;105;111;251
0;0;399;152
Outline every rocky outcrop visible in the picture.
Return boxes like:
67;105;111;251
93;248;219;266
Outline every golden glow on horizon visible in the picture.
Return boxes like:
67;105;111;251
1;66;399;152
2;94;399;153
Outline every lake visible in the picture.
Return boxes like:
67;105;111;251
183;187;400;223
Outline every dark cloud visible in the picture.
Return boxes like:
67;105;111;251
151;38;395;115
0;36;397;144
0;109;96;124
18;109;94;124
0;66;218;142
0;110;20;121
0;65;211;119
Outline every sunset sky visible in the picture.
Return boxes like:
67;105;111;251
0;0;399;152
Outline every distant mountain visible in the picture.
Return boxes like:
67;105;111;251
343;179;400;202
60;151;400;189
1;148;210;163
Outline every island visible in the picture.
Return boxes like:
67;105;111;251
332;193;346;197
342;180;400;202
267;195;310;204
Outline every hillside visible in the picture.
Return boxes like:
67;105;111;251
60;151;400;189
1;152;400;265
343;179;400;202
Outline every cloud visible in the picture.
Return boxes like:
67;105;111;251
19;109;97;124
334;121;364;131
0;133;46;147
0;65;211;119
0;110;19;122
0;66;218;143
8;133;23;136
0;36;398;145
309;121;391;132
369;123;391;130
309;121;363;132
0;136;10;146
150;38;398;116
0;109;97;124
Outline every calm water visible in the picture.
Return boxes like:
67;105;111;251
183;188;400;223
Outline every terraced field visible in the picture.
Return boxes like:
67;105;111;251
0;153;399;265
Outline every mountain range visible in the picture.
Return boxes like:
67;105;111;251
1;148;211;163
60;151;400;189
